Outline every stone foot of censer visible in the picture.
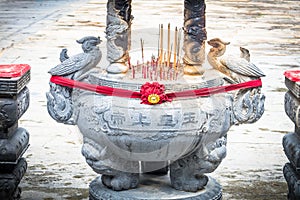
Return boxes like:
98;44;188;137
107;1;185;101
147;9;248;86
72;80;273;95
47;0;265;199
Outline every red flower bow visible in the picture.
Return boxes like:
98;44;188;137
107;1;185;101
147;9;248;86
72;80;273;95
140;82;172;105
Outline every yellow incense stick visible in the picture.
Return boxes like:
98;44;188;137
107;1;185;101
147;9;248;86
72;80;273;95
159;24;164;64
167;23;170;67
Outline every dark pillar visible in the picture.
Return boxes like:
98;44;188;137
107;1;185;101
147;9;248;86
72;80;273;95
283;70;300;199
0;64;30;200
106;0;132;74
183;0;206;75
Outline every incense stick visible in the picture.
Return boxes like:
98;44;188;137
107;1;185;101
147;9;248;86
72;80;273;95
157;24;160;58
173;27;178;69
140;38;144;64
168;44;172;69
129;24;182;81
160;24;163;65
176;28;182;69
167;23;170;68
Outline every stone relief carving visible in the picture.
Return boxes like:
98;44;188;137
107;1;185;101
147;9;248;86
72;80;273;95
285;91;300;127
0;87;30;130
46;83;73;124
233;88;265;124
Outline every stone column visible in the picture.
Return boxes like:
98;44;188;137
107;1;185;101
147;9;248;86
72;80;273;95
183;0;206;75
106;0;132;74
0;65;30;199
283;70;300;199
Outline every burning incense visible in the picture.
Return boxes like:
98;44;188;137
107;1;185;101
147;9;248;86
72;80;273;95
157;24;160;58
132;64;135;79
140;38;144;64
168;44;172;68
176;28;182;69
159;24;163;64
163;51;167;80
173;27;178;69
167;23;171;68
129;23;182;81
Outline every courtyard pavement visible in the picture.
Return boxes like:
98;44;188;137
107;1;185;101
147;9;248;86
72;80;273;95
0;0;300;199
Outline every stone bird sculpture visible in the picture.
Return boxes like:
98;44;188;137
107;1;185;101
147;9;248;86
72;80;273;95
47;36;101;124
49;36;102;80
207;38;265;83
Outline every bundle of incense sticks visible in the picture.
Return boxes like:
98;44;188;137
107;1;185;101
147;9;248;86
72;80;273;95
130;56;179;81
128;23;182;81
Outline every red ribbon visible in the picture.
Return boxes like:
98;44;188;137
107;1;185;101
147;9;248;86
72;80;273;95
50;76;141;98
50;76;262;102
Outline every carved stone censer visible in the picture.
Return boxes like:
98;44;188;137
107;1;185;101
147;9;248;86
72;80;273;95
47;0;265;199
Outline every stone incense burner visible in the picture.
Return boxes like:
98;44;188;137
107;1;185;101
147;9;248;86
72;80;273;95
46;0;265;199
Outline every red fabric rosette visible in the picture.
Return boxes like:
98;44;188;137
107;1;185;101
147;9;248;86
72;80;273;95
140;82;172;105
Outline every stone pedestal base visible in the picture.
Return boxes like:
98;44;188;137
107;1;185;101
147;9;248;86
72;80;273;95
283;133;300;172
283;163;300;199
90;175;222;200
0;158;27;200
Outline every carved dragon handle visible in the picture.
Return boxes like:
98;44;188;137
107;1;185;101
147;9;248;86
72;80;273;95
233;88;265;124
